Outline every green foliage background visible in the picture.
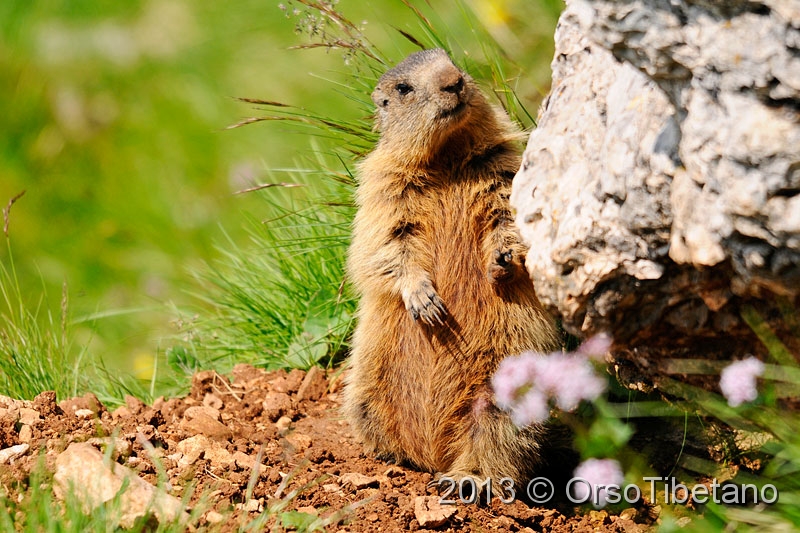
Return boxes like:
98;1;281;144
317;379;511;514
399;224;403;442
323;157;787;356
1;0;561;386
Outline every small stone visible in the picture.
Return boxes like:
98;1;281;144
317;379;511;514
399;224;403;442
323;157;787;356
60;392;103;417
111;406;132;420
285;433;312;452
179;414;232;442
53;442;188;528
205;510;224;524
183;405;221;422
167;452;183;463
296;366;327;402
340;472;379;491
18;425;32;443
296;505;317;515
275;416;292;432
32;391;60;417
620;508;639;521
74;408;95;419
270;369;305;394
0;395;25;410
202;393;223;410
414;495;456;528
18;408;40;426
125;395;146;415
0;444;29;465
589;510;609;525
176;435;211;467
491;516;514;529
262;392;292;422
232;451;253;470
323;483;344;496
384;466;404;478
244;499;261;512
204;444;235;469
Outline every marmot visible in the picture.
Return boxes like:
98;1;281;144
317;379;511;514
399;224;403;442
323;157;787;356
343;49;559;486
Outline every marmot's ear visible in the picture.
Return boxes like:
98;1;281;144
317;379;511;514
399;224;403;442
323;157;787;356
371;87;389;109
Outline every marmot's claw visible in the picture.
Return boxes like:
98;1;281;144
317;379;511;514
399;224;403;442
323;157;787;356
495;250;512;267
488;248;516;284
406;282;447;326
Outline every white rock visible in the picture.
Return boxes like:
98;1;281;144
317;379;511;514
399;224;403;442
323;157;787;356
0;443;29;465
53;442;188;529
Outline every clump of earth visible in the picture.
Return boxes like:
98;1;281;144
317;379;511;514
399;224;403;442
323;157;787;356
0;365;655;531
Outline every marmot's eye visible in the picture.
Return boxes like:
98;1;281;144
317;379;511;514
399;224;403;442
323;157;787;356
395;83;413;96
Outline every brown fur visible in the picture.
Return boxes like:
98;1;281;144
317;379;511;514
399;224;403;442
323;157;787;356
343;49;559;485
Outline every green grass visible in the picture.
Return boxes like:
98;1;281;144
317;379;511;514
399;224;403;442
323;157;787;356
187;165;356;371
661;309;800;531
0;239;84;400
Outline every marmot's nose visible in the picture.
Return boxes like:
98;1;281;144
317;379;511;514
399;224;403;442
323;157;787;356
438;67;465;95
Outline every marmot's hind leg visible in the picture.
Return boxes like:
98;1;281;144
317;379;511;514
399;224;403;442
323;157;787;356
436;392;546;499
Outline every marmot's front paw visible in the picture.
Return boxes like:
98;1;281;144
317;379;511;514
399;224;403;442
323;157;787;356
487;249;517;284
404;280;447;326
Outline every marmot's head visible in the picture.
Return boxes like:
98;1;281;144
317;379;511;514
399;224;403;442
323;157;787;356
372;49;491;159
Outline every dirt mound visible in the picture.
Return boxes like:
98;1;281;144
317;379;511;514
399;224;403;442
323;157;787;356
0;365;654;531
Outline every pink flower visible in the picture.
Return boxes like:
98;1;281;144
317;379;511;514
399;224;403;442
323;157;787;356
492;348;607;427
572;458;624;508
533;353;606;411
720;357;764;407
577;333;612;361
510;389;549;426
491;352;539;409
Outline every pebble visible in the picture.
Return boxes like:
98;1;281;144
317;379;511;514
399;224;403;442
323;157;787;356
340;472;379;490
0;443;30;465
275;416;292;432
53;442;188;529
18;408;40;426
262;391;292;421
414;495;456;528
18;424;32;443
296;366;327;401
179;413;232;441
176;435;211;467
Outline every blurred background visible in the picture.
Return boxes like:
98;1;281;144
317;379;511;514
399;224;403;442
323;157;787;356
0;0;561;379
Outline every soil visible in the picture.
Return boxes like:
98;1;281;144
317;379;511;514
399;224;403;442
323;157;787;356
0;365;656;531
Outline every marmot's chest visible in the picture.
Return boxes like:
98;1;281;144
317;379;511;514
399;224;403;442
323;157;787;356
404;186;486;240
408;189;492;300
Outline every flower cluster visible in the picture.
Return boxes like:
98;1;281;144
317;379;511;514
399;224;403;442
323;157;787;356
491;335;610;426
572;458;625;508
719;356;765;407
